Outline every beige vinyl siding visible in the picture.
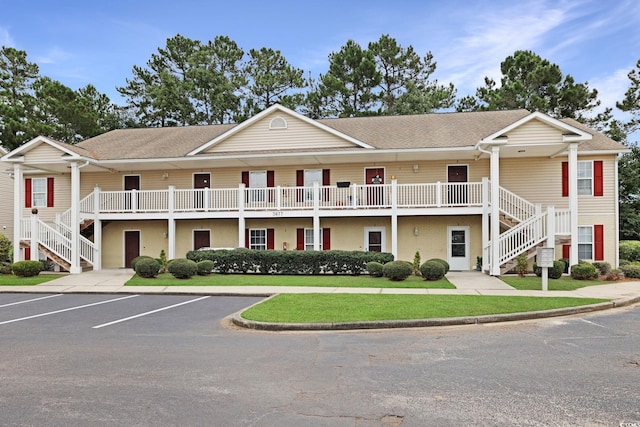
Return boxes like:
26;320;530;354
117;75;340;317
504;119;564;144
101;220;168;268
577;214;617;264
175;219;238;255
0;170;13;238
23;143;68;163
575;155;617;214
20;174;71;224
204;111;357;153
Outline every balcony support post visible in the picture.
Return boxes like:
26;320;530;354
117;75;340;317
490;146;501;276
12;163;23;262
391;179;398;259
482;177;489;272
238;184;246;248
168;186;176;260
69;161;81;274
313;182;320;250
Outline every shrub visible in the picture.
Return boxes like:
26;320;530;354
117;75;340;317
621;264;640;279
619;259;631;267
382;261;413;281
0;262;11;274
619;240;640;262
533;260;565;279
606;269;624;281
0;234;11;263
412;251;421;276
157;249;169;273
366;261;384;277
420;260;446;281
197;260;214;276
560;258;570;273
12;260;43;277
168;258;198;279
515;254;528;277
426;258;449;274
592;261;611;276
135;258;161;278
570;263;599;280
131;255;153;270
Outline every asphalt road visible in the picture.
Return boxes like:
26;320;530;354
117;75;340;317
0;293;638;426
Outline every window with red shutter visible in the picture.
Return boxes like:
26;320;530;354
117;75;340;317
594;161;603;197
594;224;604;261
25;178;32;208
47;177;54;207
561;162;568;197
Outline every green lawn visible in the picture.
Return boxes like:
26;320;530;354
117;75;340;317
241;294;609;323
500;275;613;291
0;274;66;286
125;273;456;288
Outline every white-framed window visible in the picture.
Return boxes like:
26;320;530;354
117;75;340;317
249;171;267;202
269;117;287;129
32;177;47;207
304;169;322;201
578;226;593;260
249;229;267;250
304;228;323;250
577;161;593;196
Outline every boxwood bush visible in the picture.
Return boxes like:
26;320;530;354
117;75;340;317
621;264;640;279
420;260;446;280
366;261;384;277
619;240;640;262
186;249;394;275
135;258;161;278
591;261;611;276
131;255;154;270
1;261;12;275
426;258;449;274
570;263;599;280
168;258;198;279
533;260;565;279
382;261;413;281
197;260;214;276
12;260;43;277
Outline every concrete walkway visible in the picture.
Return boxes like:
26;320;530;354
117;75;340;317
1;269;640;301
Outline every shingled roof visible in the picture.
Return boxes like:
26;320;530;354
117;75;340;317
73;108;624;160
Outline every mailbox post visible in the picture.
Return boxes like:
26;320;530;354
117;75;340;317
537;247;555;291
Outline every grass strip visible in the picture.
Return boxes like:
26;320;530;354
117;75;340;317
500;276;613;291
0;274;66;286
241;294;609;323
126;273;455;288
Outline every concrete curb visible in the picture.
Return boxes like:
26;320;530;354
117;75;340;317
231;295;640;331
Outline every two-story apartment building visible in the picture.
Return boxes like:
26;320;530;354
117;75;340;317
0;104;626;274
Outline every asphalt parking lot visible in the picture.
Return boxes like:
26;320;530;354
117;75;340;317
1;293;639;426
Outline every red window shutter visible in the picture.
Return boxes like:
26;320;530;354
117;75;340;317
24;247;31;260
296;170;304;202
25;178;32;208
47;177;54;207
594;161;603;197
561;162;568;197
245;229;249;248
322;228;331;250
322;169;330;186
594;224;604;261
241;171;249;187
296;228;304;250
562;244;570;259
267;171;274;187
267;228;275;250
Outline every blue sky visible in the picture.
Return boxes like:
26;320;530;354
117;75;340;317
1;0;639;121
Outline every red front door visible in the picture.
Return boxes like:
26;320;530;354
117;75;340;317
124;231;140;268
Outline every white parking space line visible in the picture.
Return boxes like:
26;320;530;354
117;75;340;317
93;296;211;329
0;295;139;326
0;294;63;308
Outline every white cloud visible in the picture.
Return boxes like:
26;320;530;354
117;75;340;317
0;26;13;46
35;47;73;64
590;66;634;121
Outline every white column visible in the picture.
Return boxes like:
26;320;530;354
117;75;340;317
313;182;320;250
12;163;23;262
238;184;246;247
93;185;101;270
168;186;176;260
490;146;501;276
69;162;81;274
391;179;398;259
481;177;489;271
568;143;578;269
30;209;38;260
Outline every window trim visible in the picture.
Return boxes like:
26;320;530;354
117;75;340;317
364;227;385;252
578;225;593;260
269;116;287;129
303;228;323;251
577;160;593;196
31;177;48;208
249;228;267;251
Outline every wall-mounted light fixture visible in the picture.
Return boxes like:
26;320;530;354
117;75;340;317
413;227;419;236
161;172;169;180
162;231;168;239
413;164;419;173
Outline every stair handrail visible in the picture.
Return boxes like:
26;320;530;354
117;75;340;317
498;211;547;266
498;186;537;223
36;219;72;264
58;192;95;228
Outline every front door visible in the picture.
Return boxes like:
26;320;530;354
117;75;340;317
447;165;468;205
124;175;140;211
365;168;385;206
365;228;384;252
447;226;470;271
124;230;140;268
194;173;210;209
193;230;210;250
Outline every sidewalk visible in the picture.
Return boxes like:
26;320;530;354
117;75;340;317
1;269;640;301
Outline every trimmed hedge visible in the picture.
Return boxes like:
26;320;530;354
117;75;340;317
619;240;640;262
366;261;384;277
621;264;640;279
419;260;446;281
382;261;413;281
570;263;599;280
186;249;394;275
168;258;198;279
533;260;565;279
131;255;154;270
592;261;611;276
426;258;449;274
197;260;214;276
12;260;43;277
135;258;161;278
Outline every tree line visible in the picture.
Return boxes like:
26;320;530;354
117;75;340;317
2;33;640;238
